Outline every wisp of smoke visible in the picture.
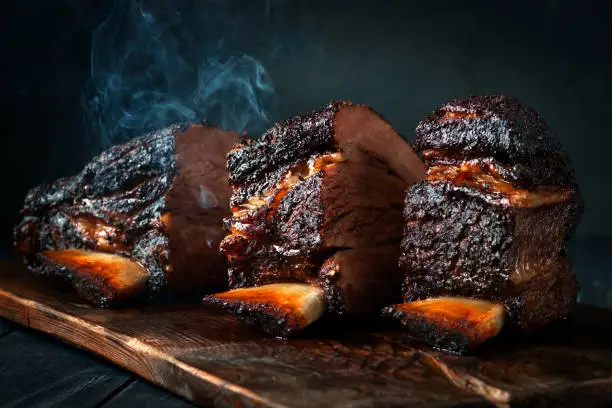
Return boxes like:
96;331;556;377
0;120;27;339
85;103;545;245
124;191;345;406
82;0;284;149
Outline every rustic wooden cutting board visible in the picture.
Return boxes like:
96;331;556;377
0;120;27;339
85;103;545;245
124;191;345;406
1;259;612;408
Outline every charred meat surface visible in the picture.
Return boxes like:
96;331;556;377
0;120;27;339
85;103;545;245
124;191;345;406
211;101;425;334
398;95;582;335
14;123;239;306
416;95;577;189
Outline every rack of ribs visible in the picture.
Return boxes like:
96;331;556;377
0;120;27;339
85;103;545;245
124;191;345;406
14;123;240;306
204;101;426;336
383;95;583;353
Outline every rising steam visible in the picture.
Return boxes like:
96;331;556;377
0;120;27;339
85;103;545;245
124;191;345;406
82;0;280;149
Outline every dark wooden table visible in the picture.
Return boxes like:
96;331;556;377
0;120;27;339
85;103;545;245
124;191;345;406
0;236;610;408
0;317;196;408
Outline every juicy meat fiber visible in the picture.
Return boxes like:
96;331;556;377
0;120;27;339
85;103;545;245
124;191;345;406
400;95;582;331
14;123;239;306
219;101;425;320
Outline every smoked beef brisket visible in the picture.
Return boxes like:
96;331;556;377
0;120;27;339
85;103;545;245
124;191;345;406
398;95;583;332
14;123;239;306
211;101;425;333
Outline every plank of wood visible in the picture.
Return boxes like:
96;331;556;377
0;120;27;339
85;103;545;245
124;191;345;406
102;380;197;408
424;306;612;406
0;328;131;408
0;264;489;407
1;259;612;407
0;260;489;407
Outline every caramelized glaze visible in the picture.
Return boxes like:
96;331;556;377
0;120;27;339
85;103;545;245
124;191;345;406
427;161;573;207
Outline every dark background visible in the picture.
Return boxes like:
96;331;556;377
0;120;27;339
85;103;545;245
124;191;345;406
1;0;611;306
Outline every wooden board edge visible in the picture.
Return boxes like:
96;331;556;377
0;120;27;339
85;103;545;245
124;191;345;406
417;352;512;405
0;286;289;408
420;351;612;406
2;277;612;407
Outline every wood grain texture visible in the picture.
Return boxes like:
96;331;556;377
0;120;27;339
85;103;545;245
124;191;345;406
1;260;611;407
0;328;131;408
425;306;612;406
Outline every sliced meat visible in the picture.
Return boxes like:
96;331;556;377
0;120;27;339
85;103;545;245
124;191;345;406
396;95;582;336
14;123;240;306
319;247;403;316
211;101;425;334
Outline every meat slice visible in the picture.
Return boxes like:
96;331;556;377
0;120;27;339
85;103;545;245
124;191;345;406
14;123;240;306
206;101;425;334
387;95;582;352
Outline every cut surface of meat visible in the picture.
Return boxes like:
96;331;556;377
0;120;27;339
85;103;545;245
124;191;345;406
14;123;239;306
398;95;582;334
319;247;403;316
214;101;425;334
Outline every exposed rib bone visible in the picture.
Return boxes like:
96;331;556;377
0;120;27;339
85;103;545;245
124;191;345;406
38;249;149;307
203;283;326;337
383;297;506;353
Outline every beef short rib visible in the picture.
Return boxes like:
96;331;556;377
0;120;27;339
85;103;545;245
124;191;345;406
206;101;425;335
389;95;582;351
14;123;239;306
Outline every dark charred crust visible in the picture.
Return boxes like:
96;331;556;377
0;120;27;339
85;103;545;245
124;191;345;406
230;162;294;207
318;258;349;316
505;260;579;332
382;306;471;354
15;123;238;304
400;181;580;329
227;101;350;191
400;181;514;300
132;229;170;294
226;241;285;288
222;101;421;321
23;124;185;215
402;96;583;333
224;176;324;289
273;174;325;253
14;126;180;298
415;95;577;188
